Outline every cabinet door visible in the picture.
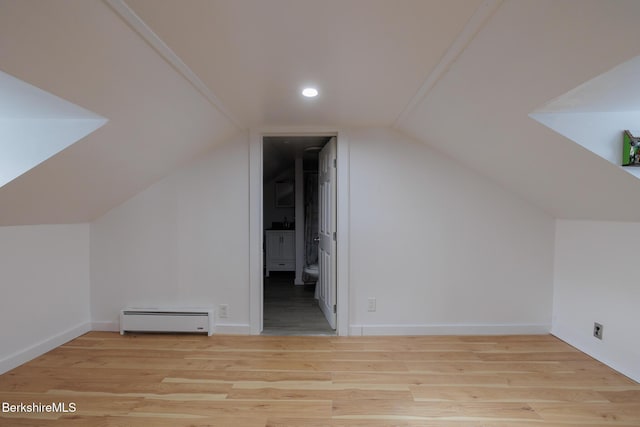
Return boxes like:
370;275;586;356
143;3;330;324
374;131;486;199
280;232;295;261
266;232;282;259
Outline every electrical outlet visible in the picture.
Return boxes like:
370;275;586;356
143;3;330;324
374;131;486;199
219;304;228;319
367;298;376;312
593;322;603;340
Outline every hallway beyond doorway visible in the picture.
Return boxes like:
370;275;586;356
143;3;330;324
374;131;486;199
262;272;334;336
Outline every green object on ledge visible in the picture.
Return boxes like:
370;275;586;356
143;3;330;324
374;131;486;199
622;130;640;166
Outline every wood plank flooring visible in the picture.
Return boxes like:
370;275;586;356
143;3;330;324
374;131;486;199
1;332;639;426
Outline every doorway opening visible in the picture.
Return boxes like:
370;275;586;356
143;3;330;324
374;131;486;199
262;135;336;335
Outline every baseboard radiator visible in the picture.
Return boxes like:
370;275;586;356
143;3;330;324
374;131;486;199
120;308;215;336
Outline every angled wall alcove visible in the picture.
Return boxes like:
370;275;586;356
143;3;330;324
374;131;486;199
0;70;107;188
530;55;640;180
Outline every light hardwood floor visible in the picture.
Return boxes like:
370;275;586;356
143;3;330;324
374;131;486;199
1;332;639;426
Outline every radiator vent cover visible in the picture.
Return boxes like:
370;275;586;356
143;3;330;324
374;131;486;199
120;308;214;336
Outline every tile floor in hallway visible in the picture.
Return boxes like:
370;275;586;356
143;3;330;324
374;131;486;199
262;272;335;336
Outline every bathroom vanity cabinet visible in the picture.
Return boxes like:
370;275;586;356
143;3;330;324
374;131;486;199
265;230;295;277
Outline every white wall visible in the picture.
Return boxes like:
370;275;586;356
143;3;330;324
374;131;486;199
90;132;250;333
2;130;634;382
347;128;555;335
553;220;640;382
90;127;555;337
0;224;90;374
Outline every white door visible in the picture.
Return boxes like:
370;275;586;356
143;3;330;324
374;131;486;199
318;137;337;329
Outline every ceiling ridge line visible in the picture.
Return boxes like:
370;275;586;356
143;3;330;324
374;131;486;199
103;0;244;130
393;0;503;128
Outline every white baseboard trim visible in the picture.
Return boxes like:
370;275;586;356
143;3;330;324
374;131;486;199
0;322;91;374
551;327;640;383
349;323;551;336
214;324;251;334
91;321;251;335
92;321;119;331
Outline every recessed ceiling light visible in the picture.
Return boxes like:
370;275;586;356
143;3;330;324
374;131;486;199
302;87;318;98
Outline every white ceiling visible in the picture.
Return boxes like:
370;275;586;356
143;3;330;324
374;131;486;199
1;0;640;224
123;0;483;127
533;55;640;115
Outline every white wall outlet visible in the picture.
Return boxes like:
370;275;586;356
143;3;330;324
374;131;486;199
219;304;228;318
593;322;603;340
367;298;376;312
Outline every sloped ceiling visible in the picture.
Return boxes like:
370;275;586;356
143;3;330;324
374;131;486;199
0;0;237;225
398;0;640;220
1;0;640;224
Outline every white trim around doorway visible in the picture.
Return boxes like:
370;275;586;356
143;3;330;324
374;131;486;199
249;127;350;336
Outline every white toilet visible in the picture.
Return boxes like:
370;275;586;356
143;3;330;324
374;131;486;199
303;263;319;281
